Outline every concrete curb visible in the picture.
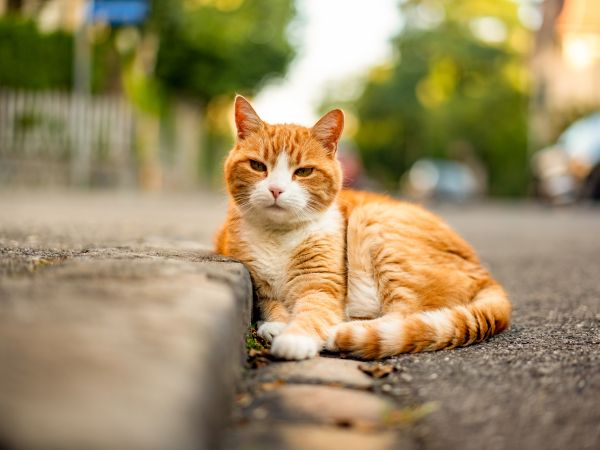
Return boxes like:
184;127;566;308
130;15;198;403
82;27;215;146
0;247;252;450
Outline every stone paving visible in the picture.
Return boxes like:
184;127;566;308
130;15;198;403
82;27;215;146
229;356;416;450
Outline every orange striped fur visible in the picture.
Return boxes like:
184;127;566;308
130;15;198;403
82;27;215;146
215;96;511;360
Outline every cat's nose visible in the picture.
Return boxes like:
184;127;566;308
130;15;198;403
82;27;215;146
269;186;284;199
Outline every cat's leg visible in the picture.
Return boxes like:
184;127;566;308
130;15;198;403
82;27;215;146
257;298;290;342
270;233;346;360
270;294;344;359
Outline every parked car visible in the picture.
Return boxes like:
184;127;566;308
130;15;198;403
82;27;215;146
402;158;483;201
531;113;600;203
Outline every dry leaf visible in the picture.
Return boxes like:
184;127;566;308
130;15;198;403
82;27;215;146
385;402;439;425
235;393;252;407
248;348;268;358
247;348;272;368
259;379;286;391
358;363;395;378
333;418;378;432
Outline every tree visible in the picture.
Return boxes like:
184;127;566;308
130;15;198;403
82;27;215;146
351;0;530;196
152;0;296;103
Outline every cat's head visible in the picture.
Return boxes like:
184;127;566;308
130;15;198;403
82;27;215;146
224;96;344;226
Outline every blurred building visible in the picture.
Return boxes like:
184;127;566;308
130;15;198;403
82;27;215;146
531;0;600;146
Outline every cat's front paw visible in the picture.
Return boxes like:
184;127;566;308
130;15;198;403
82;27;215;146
270;334;320;360
257;321;287;343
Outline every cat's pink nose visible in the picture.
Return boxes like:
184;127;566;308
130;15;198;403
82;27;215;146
269;186;284;199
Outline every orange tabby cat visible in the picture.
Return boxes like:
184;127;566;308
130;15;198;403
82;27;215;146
215;96;511;360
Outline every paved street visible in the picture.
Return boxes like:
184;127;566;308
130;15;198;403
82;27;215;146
1;191;599;450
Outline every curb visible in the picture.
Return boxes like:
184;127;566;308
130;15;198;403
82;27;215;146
0;247;252;450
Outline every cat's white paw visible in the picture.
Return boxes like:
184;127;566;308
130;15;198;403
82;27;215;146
257;321;287;342
270;334;320;360
325;325;341;351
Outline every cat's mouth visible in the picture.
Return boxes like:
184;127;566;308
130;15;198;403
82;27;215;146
267;203;285;211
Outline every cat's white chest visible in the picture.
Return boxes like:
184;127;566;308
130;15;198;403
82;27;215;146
241;206;343;299
244;232;295;298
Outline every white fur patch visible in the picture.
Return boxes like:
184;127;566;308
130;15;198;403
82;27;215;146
325;325;341;351
247;152;312;225
241;205;343;299
346;271;380;319
270;334;321;360
377;318;404;353
257;321;287;342
268;152;292;190
420;309;454;341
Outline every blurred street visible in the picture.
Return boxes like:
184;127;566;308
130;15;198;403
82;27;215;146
0;189;228;250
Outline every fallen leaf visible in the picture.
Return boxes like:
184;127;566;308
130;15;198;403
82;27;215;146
333;418;378;432
235;393;252;406
358;363;396;378
248;348;269;358
385;402;439;426
259;379;286;391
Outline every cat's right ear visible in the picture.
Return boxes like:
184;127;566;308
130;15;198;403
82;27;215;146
234;95;263;140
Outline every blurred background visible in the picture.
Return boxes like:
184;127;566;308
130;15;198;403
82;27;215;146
0;0;599;204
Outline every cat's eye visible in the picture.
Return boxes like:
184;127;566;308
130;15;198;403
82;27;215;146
249;160;267;172
294;167;314;177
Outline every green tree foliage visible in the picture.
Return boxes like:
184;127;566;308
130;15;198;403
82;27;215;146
0;18;73;89
353;0;530;196
152;0;296;103
0;17;112;92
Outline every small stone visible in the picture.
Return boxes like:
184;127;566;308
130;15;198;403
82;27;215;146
256;357;374;388
400;373;413;382
252;407;268;420
230;423;408;450
358;363;395;379
248;384;394;427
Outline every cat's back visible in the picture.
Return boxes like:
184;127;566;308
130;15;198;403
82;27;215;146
338;189;436;224
338;189;478;261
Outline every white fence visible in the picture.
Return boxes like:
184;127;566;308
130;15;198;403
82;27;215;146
0;90;135;187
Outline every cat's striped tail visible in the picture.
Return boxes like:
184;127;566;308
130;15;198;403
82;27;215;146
326;283;511;359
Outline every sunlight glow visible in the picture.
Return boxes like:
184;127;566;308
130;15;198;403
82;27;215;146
563;33;600;69
253;0;402;125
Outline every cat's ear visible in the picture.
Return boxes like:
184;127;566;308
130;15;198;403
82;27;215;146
311;109;344;155
234;95;263;140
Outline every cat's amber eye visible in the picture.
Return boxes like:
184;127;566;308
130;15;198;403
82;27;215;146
249;160;267;172
294;167;314;177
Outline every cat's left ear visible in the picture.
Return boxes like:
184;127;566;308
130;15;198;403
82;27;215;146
311;109;344;155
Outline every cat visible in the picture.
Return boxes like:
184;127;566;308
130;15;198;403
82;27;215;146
215;95;511;361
